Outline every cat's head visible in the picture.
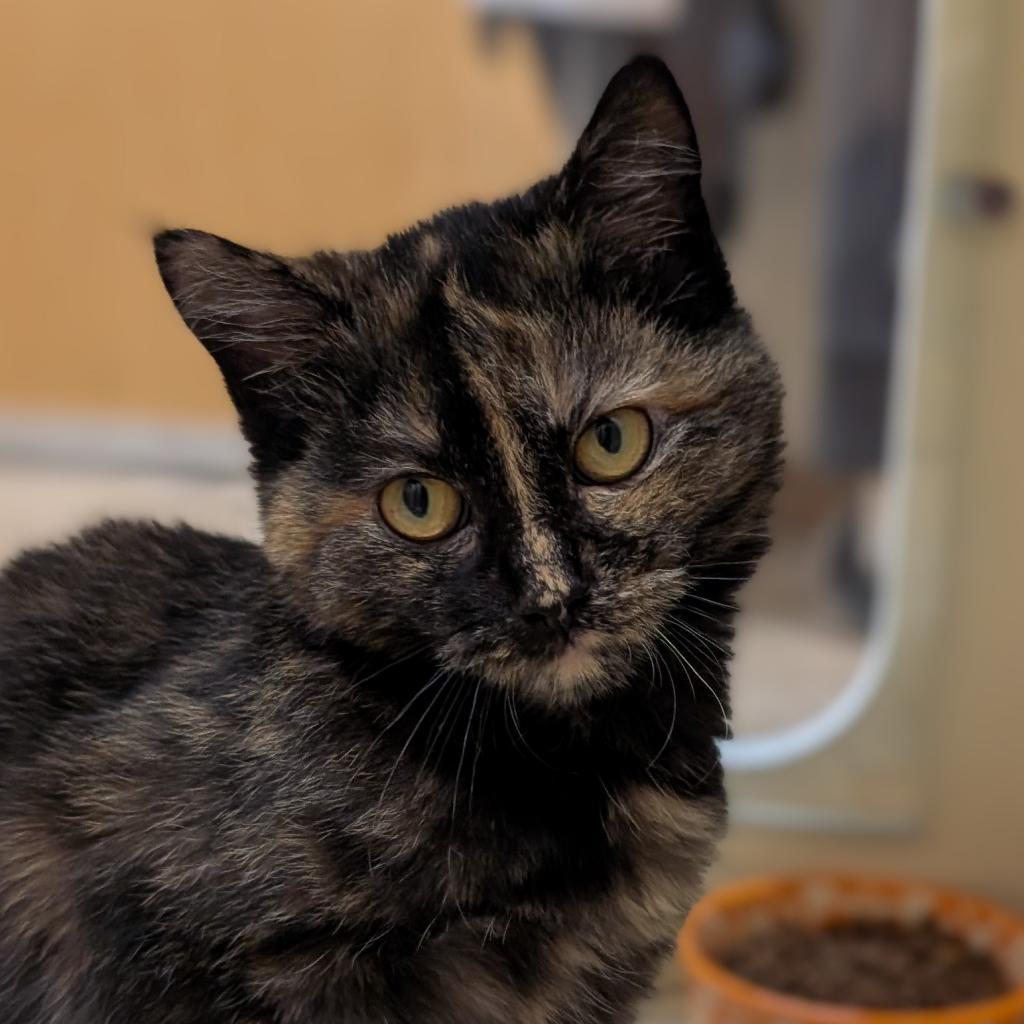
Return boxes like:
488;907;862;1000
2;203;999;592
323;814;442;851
155;57;782;709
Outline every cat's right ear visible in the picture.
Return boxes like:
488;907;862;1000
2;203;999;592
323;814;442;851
154;229;332;463
559;58;720;270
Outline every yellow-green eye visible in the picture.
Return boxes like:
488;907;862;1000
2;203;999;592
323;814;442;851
379;476;463;541
575;407;652;484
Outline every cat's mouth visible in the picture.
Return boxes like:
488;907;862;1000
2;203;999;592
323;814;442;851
437;622;617;702
437;571;690;704
544;629;606;686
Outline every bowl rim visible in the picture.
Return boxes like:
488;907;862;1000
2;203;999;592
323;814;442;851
678;872;1024;1024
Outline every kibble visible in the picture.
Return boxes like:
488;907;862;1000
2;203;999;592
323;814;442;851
720;919;1011;1008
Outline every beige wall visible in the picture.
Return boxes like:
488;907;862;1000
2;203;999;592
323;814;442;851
720;0;1024;907
0;0;558;421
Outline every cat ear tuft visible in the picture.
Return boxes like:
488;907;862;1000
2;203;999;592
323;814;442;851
562;56;712;264
153;229;328;384
154;229;329;462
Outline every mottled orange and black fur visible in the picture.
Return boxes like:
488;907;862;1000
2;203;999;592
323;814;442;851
0;59;782;1023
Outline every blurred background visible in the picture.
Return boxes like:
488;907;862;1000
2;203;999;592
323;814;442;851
1;0;1022;1018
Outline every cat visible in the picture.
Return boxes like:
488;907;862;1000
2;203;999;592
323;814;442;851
0;57;782;1023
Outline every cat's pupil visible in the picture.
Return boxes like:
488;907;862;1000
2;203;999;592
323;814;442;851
595;418;622;454
403;479;430;518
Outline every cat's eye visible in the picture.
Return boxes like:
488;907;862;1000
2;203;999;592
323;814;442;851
379;476;463;541
574;407;652;484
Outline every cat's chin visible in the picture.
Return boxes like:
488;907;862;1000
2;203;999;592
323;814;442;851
483;629;621;707
545;630;606;689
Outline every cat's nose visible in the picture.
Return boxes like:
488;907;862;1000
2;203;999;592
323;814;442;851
520;604;566;636
518;586;589;647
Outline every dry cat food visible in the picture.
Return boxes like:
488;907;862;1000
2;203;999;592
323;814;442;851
720;919;1012;1008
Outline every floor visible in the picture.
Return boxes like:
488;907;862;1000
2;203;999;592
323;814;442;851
641;967;690;1022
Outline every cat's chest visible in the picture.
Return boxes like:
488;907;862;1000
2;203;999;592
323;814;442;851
409;784;724;1022
595;784;724;935
258;781;723;1022
446;777;723;932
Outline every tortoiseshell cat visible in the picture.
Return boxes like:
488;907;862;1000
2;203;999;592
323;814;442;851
0;59;782;1023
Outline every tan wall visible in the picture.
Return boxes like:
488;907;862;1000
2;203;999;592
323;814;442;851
0;0;559;422
720;0;1024;906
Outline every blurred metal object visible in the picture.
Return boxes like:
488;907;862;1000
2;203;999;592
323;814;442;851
484;0;791;239
941;174;1016;222
820;0;921;475
469;0;688;30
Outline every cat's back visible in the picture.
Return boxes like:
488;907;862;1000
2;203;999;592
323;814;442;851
0;519;266;759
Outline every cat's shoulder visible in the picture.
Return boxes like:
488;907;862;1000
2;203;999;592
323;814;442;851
0;519;268;671
0;520;269;755
0;518;265;607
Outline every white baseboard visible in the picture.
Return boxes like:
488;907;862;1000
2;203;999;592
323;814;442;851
0;411;249;480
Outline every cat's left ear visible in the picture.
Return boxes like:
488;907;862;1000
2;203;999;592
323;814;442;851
561;56;716;268
154;229;337;464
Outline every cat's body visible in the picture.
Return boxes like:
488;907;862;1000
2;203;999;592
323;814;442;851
0;60;782;1023
1;519;723;1023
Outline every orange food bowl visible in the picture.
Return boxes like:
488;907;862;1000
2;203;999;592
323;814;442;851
678;874;1024;1024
